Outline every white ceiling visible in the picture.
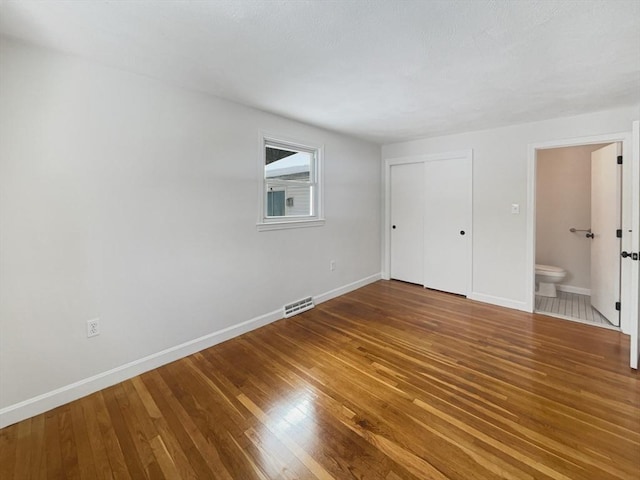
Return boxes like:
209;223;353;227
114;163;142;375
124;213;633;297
0;0;638;144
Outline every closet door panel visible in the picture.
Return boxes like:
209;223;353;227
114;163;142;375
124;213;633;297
390;162;424;285
423;157;471;295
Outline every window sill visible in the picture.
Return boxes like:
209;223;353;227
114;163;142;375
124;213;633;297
256;218;325;232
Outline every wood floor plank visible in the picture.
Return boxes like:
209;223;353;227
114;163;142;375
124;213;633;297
28;414;47;480
158;361;256;479
12;417;31;480
43;408;64;479
0;424;17;480
69;401;98;479
89;392;132;480
1;280;639;479
101;387;149;479
114;382;165;479
58;405;81;479
81;394;114;480
139;371;218;479
146;369;235;479
130;376;199;480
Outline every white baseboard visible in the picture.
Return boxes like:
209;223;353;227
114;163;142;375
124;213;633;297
0;273;381;429
314;273;381;304
468;292;529;312
557;284;591;296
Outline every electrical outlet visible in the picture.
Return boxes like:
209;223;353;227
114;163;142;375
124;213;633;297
330;260;336;271
511;203;520;214
87;318;99;338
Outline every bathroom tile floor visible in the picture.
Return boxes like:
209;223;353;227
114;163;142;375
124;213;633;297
535;291;616;328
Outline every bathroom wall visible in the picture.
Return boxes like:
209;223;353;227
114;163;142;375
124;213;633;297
536;144;609;293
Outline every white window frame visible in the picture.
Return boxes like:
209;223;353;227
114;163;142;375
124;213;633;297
257;134;324;231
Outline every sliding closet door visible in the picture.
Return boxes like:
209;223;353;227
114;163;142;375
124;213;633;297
390;162;424;284
423;156;471;295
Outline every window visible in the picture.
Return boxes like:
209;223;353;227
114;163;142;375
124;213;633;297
257;135;324;231
267;189;285;216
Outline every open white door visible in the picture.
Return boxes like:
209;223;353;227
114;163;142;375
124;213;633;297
590;143;621;326
390;162;424;284
630;121;640;370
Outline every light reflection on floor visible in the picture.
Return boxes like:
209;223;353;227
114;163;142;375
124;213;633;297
255;390;319;476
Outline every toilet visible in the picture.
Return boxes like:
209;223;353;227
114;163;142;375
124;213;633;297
535;264;567;298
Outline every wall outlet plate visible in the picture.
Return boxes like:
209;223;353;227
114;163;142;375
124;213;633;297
87;318;100;338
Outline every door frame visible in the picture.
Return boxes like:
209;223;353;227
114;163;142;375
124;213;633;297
525;131;636;337
383;150;473;297
631;120;640;369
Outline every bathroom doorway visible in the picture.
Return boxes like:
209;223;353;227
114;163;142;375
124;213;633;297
527;127;640;369
534;142;621;328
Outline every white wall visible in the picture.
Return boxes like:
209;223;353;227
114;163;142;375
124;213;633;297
536;144;609;292
0;39;381;422
382;106;639;310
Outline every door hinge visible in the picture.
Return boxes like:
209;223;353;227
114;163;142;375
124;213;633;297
617;155;623;165
615;301;621;311
616;229;622;238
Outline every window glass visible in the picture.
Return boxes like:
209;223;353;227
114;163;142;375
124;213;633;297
267;189;285;216
264;144;315;218
265;148;311;182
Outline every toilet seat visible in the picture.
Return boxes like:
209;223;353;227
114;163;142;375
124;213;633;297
535;264;566;278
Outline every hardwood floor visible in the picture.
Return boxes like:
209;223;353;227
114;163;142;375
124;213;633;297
1;280;638;479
